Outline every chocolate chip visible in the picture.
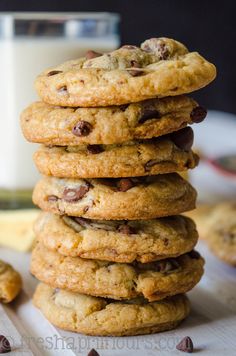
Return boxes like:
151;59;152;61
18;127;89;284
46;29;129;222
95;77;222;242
171;127;194;151
72;121;92;137
145;159;160;171
85;50;102;60
163;238;169;246
139;103;161;123
0;335;11;353
87;349;100;356
58;86;67;94
63;184;90;202
47;195;58;202
141;38;169;60
158;260;179;273
47;70;63;76
176;336;193;353
119;104;129;111
87;145;104;154
188;250;201;259
128;60;144;76
118;224;136;234
74;217;91;227
117;178;134;192
190;106;207;123
158;43;169;60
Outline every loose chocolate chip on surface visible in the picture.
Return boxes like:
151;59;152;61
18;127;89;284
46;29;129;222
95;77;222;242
171;127;194;151
85;50;102;60
87;349;100;356
118;224;136;234
47;195;58;202
176;336;194;353
63;184;90;202
117;178;134;192
190;106;207;123
128;60;144;76
188;250;201;259
0;335;11;353
72;121;92;137
87;145;104;154
47;70;63;76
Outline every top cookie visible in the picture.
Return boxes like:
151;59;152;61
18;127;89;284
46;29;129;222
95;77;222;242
35;37;216;107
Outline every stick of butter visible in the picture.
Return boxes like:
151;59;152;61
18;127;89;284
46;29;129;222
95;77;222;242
0;209;39;252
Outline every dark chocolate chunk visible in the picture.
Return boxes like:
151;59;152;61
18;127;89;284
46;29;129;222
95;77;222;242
117;178;134;192
63;184;90;202
0;335;11;354
72;121;92;137
139;102;160;123
118;224;136;234
87;349;100;356
87;145;104;154
128;60;144;76
190;106;207;123
176;336;194;353
171;127;194;151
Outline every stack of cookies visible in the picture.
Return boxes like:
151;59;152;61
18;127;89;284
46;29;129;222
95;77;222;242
21;37;216;336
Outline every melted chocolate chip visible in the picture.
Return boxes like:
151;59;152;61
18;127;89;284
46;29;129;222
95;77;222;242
176;336;194;353
158;260;179;273
145;159;160;171
190;106;207;123
139;102;161;123
47;195;58;202
47;70;63;76
128;60;144;76
74;217;91;226
141;38;169;60
117;178;134;192
119;104;129;111
118;224;136;234
87;145;104;154
188;250;201;259
85;50;102;60
0;335;11;353
72;121;92;137
87;349;100;356
171;127;194;151
158;43;169;60
163;238;169;246
63;184;90;202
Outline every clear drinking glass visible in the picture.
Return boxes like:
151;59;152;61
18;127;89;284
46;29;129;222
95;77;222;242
0;12;120;209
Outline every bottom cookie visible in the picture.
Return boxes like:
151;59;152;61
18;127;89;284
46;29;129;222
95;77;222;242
33;283;190;336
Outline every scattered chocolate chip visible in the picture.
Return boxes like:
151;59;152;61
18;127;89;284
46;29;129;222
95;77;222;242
72;121;93;137
63;184;90;202
0;335;11;353
58;85;67;93
121;45;138;50
83;206;90;213
117;178;134;192
176;336;193;353
171;127;194;151
47;70;63;76
87;145;104;154
118;224;136;234
128;60;144;76
47;195;58;202
85;50;102;60
87;349;100;356
188;250;201;259
139;103;161;123
190;106;207;123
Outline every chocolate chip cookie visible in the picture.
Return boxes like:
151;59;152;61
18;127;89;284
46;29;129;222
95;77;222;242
33;283;190;336
35;38;216;107
35;212;198;263
32;173;197;220
31;243;204;301
33;133;199;178
0;260;22;303
20;96;206;145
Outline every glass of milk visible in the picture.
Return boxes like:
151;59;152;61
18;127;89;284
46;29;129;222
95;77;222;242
0;12;120;209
